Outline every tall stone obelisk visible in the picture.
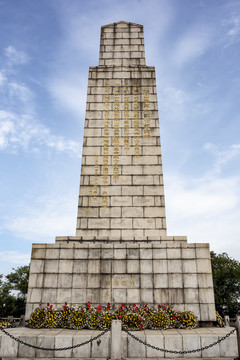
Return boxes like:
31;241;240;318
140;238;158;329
77;21;167;240
26;22;216;324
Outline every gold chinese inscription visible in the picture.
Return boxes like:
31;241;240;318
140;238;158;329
102;83;110;208
143;90;150;138
133;83;140;160
88;183;93;209
93;155;99;200
113;278;136;287
88;82;152;209
123;84;130;153
113;84;120;181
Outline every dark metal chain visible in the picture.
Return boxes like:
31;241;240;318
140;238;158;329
123;327;237;354
0;326;109;351
1;325;237;354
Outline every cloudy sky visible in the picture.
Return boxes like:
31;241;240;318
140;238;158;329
0;0;240;275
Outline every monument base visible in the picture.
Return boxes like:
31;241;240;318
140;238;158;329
0;326;238;358
26;239;215;322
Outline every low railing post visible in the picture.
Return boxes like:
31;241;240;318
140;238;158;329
19;315;25;327
224;315;230;326
235;315;240;357
111;320;122;359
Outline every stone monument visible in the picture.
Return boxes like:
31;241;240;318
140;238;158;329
1;21;239;360
26;21;216;324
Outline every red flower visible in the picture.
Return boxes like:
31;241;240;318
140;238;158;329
119;315;122;318
133;303;136;307
140;324;143;328
121;303;126;308
87;301;90;306
143;307;146;310
158;305;161;309
138;318;142;321
97;305;101;312
145;304;148;307
39;303;42;306
47;303;50;306
107;302;110;306
119;307;123;311
65;302;68;306
50;305;53;309
135;307;139;311
163;303;166;305
64;306;67;311
163;306;166;310
175;315;179;318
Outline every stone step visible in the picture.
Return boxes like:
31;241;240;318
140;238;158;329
2;358;238;360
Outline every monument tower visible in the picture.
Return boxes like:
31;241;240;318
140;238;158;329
26;21;216;324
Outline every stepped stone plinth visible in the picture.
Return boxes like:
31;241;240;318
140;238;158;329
26;21;216;324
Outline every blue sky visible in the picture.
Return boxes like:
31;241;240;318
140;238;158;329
0;0;240;275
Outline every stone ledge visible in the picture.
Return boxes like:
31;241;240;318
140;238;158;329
55;236;188;243
0;327;238;358
89;65;155;71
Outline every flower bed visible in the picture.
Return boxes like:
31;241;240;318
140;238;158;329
0;321;14;328
28;302;199;330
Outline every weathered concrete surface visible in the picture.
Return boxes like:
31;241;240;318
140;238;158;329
26;241;215;322
0;326;238;358
111;320;122;359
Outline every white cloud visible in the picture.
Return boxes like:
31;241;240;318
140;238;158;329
0;70;6;86
2;195;77;242
0;251;30;265
158;86;190;123
159;87;188;107
47;76;87;119
8;81;33;104
0;117;14;148
204;142;240;173
165;174;239;219
165;171;240;260
225;14;240;36
0;251;31;275
0;110;81;155
0;63;34;114
220;10;240;48
0;49;81;155
180;212;240;257
4;46;29;65
171;26;211;67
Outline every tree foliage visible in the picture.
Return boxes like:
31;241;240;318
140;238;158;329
0;274;16;317
5;265;29;297
0;265;29;317
211;251;240;317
